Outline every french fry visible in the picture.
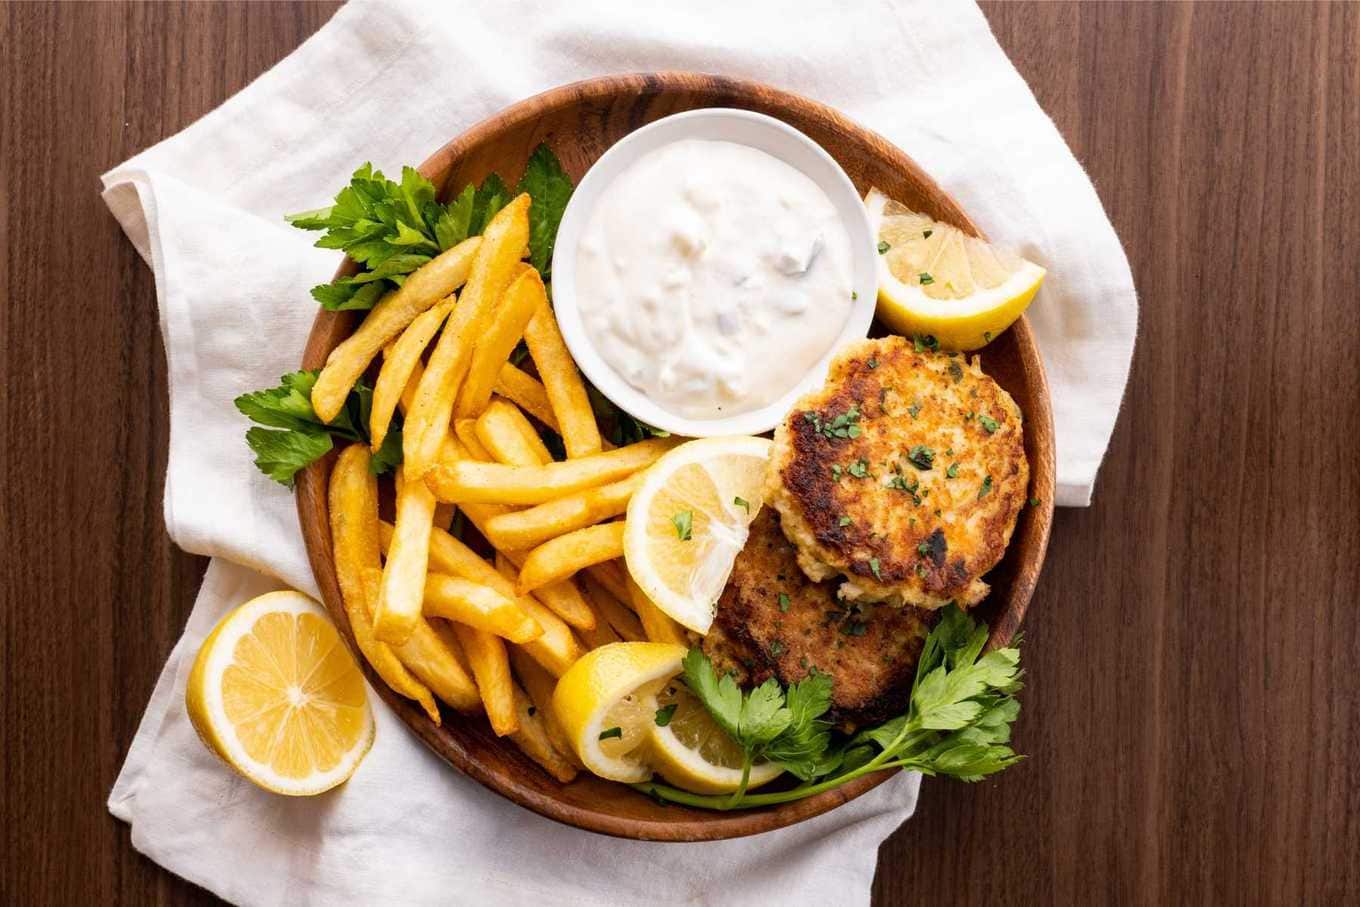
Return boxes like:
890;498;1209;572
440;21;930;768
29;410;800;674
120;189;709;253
509;649;581;768
397;356;425;415
422;573;541;643
482;473;640;551
494;363;558;431
453;623;518;736
371;296;455;449
507;683;578;783
328;444;440;723
452;418;493;462
494;554;585;676
425;437;676;505
574;612;622;649
361;568;481;713
584;561;632;609
580;572;646;642
454;267;543;418
430;619;474;678
373;466;437;645
403;196;531;477
516;522;626;594
311;236;480;422
406;520;585;676
626;574;689;645
476;398;553;467
523;296;602;457
432;502;456;531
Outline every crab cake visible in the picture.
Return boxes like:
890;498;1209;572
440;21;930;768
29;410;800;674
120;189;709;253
701;509;934;728
766;335;1028;609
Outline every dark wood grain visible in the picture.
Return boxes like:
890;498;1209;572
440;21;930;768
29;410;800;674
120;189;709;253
294;72;1055;841
1;0;1356;904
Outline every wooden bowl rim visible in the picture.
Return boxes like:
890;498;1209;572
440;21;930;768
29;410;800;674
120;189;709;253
296;71;1055;841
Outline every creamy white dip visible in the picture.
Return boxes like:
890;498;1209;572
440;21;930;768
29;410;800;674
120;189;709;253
575;139;854;420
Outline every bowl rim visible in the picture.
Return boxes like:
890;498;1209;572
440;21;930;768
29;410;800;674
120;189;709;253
295;70;1055;842
549;106;879;437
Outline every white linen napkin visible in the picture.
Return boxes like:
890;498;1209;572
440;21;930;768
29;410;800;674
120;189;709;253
102;1;1137;904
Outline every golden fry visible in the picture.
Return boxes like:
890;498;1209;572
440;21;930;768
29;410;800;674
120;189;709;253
523;296;601;457
509;649;581;769
371;296;454;449
584;561;632;608
361;568;481;713
493;554;585;677
454;267;543;418
328;444;439;723
452;418;493;462
373;466;436;645
398;356;425;415
507;683;578;783
573;607;622;649
482;473;640;551
476;398;553;467
494;363;558;431
312;237;480;422
516;522;626;594
422;572;541;643
453;623;518;736
626;574;689;646
403;197;531;477
580;572;646;643
425;437;676;505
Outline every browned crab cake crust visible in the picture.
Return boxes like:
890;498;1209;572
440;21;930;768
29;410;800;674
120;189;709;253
702;509;935;728
766;336;1028;609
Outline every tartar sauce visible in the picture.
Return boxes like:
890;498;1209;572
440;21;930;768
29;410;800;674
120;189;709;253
575;139;854;420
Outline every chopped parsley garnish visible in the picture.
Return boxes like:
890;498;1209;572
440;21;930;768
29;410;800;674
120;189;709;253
919;272;935;285
769;640;786;657
838;515;853;527
923;228;933;238
946;462;960;478
917;541;931;556
804;404;862;441
907;401;922;419
672;510;693;541
830;464;843;482
1029;496;1041;507
599;726;623;741
868;557;883;580
978;413;1000;434
983;331;993;342
848;459;871;479
778;592;791;613
978;475;994;500
913;334;939;353
733;496;750;514
867;357;879;369
841;621;868;637
947;361;964;383
877;240;890;254
888;472;923;504
654;704;678;727
851;291;859;300
906;445;934;470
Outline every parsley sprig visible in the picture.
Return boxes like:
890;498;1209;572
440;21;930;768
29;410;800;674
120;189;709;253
234;370;401;486
636;605;1024;809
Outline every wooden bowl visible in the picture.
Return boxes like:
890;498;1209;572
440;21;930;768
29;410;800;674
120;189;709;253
296;72;1055;841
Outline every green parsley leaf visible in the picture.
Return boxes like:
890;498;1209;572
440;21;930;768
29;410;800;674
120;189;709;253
868;557;883;580
598;726;623;741
733;496;751;514
848;458;871;479
1029;496;1041;507
923;229;933;238
244;426;333;487
913;334;940;353
672;510;693;541
947;360;964;383
838;515;853;527
654;704;678;727
946;462;960;478
468;172;509;236
515;144;574;275
778;592;791;613
978;474;994;500
681;649;743;742
877;240;890;254
919;272;935;285
867;357;879;369
907;445;934;470
978;413;1000;433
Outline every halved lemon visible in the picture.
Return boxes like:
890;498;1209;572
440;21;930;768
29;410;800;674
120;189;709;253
623;436;772;634
551;641;688;783
864;188;1046;350
648;683;784;795
185;591;374;796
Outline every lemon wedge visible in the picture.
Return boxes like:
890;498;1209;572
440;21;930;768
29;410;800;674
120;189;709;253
185;591;374;796
648;683;785;795
551;642;688;783
623;436;771;634
864;188;1046;350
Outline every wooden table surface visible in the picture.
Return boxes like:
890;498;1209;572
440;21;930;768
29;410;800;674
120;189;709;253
2;2;1357;904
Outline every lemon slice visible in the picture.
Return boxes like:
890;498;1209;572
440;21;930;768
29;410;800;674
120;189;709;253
623;436;772;634
551;641;688;782
864;188;1046;350
648;684;785;795
185;591;374;796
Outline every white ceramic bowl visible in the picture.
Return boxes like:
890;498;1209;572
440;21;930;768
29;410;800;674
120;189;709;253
551;108;879;437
